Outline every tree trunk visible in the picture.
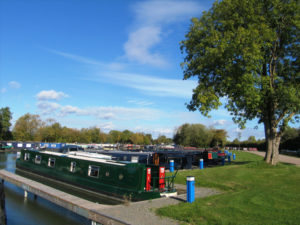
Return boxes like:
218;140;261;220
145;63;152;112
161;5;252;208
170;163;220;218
264;125;281;165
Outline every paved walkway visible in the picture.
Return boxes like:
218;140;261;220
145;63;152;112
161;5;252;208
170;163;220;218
248;151;300;167
100;184;221;225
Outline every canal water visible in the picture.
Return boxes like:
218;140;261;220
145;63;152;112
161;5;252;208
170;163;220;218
0;152;120;225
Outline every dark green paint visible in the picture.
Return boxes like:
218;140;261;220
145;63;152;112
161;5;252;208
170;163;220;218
16;149;170;201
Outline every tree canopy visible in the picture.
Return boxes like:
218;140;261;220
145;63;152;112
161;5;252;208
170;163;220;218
13;113;42;141
173;123;227;148
181;0;299;165
0;107;13;140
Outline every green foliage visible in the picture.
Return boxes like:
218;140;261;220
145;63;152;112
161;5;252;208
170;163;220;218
158;151;300;224
0;107;13;140
173;123;227;147
280;127;300;150
155;135;173;145
181;0;299;163
13;113;42;141
10;112;158;144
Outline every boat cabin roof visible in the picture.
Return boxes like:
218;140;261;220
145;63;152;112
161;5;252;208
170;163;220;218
24;149;127;166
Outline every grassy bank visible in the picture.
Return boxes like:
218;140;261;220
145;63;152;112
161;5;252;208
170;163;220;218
157;151;300;225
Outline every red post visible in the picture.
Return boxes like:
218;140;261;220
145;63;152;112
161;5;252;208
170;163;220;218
159;167;165;190
146;168;151;191
208;152;212;160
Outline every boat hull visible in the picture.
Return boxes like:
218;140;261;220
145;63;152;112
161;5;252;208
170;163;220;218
16;149;162;201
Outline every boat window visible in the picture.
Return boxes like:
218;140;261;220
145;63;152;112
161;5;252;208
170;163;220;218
24;153;30;161
48;158;56;167
123;156;127;161
70;162;76;172
69;148;77;151
88;165;99;178
35;155;41;164
105;171;110;177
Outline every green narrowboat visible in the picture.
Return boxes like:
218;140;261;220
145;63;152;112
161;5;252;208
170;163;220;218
16;149;177;201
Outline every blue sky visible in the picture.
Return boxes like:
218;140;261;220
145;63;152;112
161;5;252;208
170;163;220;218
1;0;266;141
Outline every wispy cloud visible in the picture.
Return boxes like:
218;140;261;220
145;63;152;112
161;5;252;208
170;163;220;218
127;99;154;106
37;101;61;115
211;119;227;126
132;0;202;26
92;71;197;98
133;126;174;137
9;81;21;89
124;26;167;67
124;0;202;67
36;100;161;121
46;48;125;71
36;90;69;101
47;48;196;98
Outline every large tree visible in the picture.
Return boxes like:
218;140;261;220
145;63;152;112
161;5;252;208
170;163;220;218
13;113;42;141
181;0;299;165
0;107;13;140
173;123;214;147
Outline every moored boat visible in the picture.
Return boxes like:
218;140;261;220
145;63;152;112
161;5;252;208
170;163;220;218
16;149;177;201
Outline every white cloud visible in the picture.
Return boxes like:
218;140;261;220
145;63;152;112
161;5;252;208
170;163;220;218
99;122;115;131
124;0;202;67
93;71;197;98
133;126;174;138
9;81;21;89
124;26;167;67
59;105;84;116
211;119;227;126
37;101;60;115
127;99;154;106
89;106;160;121
36;90;69;101
133;0;202;25
36;101;160;122
47;49;101;66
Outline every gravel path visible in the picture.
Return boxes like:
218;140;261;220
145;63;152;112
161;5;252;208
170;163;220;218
100;184;221;225
248;151;300;167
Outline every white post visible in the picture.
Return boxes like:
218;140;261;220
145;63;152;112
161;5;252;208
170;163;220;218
24;190;28;198
91;221;97;225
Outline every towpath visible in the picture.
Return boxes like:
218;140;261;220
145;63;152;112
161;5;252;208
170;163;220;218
248;151;300;167
100;184;221;225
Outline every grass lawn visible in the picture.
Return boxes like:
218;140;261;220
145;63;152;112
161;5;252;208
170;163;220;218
156;151;300;225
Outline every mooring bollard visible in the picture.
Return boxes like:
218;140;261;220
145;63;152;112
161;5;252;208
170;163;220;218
222;156;225;166
169;160;174;173
228;154;231;163
24;190;28;199
233;153;236;160
186;176;195;203
199;158;204;169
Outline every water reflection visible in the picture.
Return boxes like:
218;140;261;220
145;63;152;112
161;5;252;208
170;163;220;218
1;152;112;225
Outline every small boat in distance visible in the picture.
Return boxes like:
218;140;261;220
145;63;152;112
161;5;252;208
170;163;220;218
16;149;177;201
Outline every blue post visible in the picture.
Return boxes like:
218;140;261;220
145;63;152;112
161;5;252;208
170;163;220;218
199;159;204;169
228;154;231;163
233;153;236;160
186;176;195;203
222;157;225;166
225;150;228;155
169;160;174;173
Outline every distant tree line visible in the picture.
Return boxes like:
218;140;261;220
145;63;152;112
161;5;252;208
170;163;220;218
227;127;300;151
1;107;299;149
227;136;266;151
0;108;173;145
173;123;228;148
